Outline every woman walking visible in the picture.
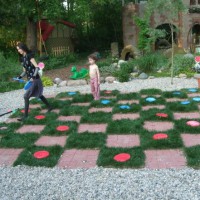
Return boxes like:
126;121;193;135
16;42;52;121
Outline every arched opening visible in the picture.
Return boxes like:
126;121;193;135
155;23;177;50
188;23;200;53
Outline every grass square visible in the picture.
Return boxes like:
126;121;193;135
60;105;89;115
140;88;162;95
66;133;105;149
81;112;112;123
162;91;188;98
0;133;39;148
72;94;93;103
166;101;198;112
112;103;141;113
116;92;139;100
140;130;183;149
13;145;63;167
175;119;200;133
97;147;145;168
107;119;143;134
140;108;173;121
185;145;200;169
41;121;77;136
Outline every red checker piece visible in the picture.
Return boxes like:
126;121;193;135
33;150;49;159
156;113;168;118
186;120;200;127
113;153;131;162
35;115;45;120
56;125;70;132
21;109;30;113
104;90;112;94
153;133;168;140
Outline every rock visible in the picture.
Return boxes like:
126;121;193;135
117;60;127;68
58;80;67;87
138;73;148;79
105;76;116;83
148;76;155;79
183;53;194;59
130;72;139;78
194;74;200;79
54;78;62;84
178;73;187;78
67;79;87;86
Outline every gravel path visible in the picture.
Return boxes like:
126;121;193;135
0;77;199;200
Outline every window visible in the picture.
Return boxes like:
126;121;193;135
190;0;196;5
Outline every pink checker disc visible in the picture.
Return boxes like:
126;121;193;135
56;125;70;132
21;109;30;113
104;90;112;94
33;150;49;159
35;115;45;120
186;120;200;127
195;56;200;62
153;133;168;140
113;153;131;162
156;113;168;118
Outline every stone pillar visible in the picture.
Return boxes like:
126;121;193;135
111;42;119;58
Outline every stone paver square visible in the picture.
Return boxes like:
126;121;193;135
35;136;67;147
29;104;41;109
71;102;90;106
57;149;99;168
112;113;140;120
145;149;186;169
5;118;19;124
142;105;165;111
174;112;200;120
41;109;60;114
106;135;140;147
58;115;81;123
78;124;107;133
118;100;139;104
143;121;174;131
16;125;45;134
181;134;200;147
89;107;113;113
0;148;23;166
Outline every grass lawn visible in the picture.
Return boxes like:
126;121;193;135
1;88;200;169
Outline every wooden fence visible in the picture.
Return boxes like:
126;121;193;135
51;46;70;56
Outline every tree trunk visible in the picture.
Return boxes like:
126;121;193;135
26;18;37;52
170;24;174;85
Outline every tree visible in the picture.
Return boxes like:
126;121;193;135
0;0;66;51
145;0;186;84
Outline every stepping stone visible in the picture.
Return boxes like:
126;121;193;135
5;118;19;124
16;125;45;134
40;109;60;114
188;93;200;97
143;121;174;131
145;149;186;169
173;112;200;120
88;107;113;113
106;135;140;147
141;94;161;98
71;103;90;106
78;124;107;133
0;148;23;166
100;96;116;99
35;136;67;147
46;94;57;98
165;98;187;102
29;104;41;109
59;97;73;101
181;134;200;147
112;113;140;120
57;149;99;168
118;100;139;104
57;115;81;123
142;105;165;111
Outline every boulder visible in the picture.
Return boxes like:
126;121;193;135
105;76;116;83
139;73;148;79
67;79;87;86
58;80;67;87
54;78;62;85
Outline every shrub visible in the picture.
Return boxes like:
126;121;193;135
172;54;195;75
132;52;167;73
41;76;54;87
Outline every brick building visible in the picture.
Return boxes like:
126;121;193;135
122;0;200;58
